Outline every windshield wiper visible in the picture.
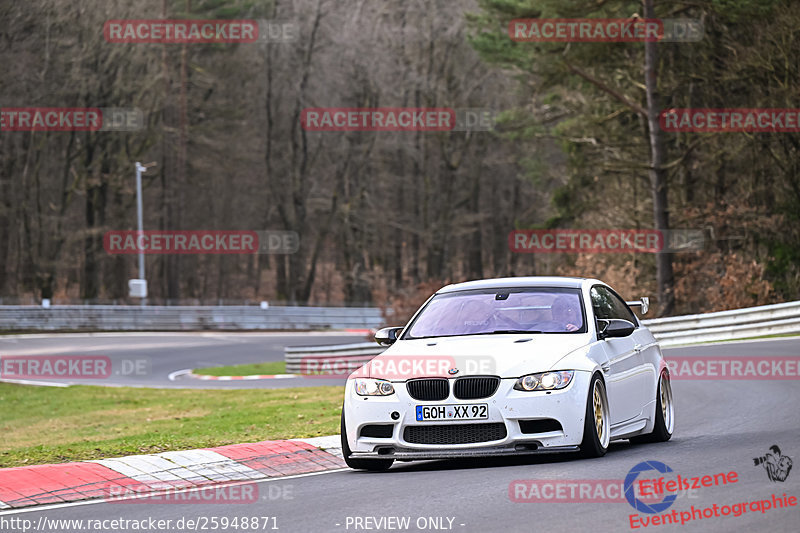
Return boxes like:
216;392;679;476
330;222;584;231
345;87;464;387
478;329;542;335
405;330;544;339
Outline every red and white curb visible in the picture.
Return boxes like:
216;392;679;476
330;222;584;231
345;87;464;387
0;436;343;509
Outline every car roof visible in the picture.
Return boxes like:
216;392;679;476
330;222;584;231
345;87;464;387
437;276;597;294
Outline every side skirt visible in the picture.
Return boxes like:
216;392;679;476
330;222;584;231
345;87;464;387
610;418;648;440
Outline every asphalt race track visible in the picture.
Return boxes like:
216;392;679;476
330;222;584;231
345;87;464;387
0;332;363;389
1;337;799;532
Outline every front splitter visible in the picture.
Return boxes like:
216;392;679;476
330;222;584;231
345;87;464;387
351;445;580;460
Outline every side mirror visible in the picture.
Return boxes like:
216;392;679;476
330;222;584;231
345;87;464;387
374;326;403;346
597;319;635;339
626;296;650;315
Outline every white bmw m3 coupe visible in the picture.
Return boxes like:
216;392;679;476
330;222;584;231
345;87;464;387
341;277;674;470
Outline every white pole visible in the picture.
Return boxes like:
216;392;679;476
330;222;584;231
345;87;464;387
135;162;146;300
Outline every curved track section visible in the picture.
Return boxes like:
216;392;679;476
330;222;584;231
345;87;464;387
0;337;798;532
0;332;359;389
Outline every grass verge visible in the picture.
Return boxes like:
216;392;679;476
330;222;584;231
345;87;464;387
0;383;342;468
194;361;286;376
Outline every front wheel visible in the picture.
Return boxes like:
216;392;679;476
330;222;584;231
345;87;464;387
341;410;394;471
579;374;610;458
631;371;674;444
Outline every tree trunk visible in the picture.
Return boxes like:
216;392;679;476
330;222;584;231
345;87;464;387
644;0;674;316
467;168;483;279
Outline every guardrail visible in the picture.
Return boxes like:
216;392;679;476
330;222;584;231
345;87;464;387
284;300;800;373
0;305;384;332
285;343;383;374
644;300;800;346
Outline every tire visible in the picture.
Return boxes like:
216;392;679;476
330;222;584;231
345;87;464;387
341;410;394;471
579;373;610;458
631;371;674;444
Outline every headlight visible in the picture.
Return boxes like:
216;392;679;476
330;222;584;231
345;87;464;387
514;371;574;391
354;378;395;396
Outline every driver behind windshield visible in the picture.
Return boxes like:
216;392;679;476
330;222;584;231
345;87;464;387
550;295;581;332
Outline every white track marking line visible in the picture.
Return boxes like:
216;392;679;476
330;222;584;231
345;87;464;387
185;372;299;381
167;368;193;381
0;378;69;387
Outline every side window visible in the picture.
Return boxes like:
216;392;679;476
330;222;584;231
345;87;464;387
590;286;614;320
591;286;636;323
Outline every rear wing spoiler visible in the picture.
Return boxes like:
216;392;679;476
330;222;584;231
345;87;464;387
626;297;650;315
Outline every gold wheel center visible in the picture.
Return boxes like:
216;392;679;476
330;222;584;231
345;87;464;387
593;386;604;439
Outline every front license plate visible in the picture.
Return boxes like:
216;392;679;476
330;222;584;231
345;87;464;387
415;404;488;421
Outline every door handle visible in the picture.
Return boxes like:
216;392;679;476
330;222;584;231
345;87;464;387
634;344;643;353
601;363;610;373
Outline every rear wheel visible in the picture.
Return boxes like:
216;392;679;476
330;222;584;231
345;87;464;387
341;410;394;471
579;374;610;458
631;371;674;444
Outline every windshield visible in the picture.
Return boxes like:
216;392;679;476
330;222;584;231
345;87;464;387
404;288;586;339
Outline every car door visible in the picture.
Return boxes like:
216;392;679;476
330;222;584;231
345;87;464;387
630;320;660;412
604;289;656;420
590;286;647;425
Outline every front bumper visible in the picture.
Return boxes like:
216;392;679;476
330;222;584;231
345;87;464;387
343;371;591;459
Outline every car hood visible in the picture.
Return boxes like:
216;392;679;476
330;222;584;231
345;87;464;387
360;334;591;380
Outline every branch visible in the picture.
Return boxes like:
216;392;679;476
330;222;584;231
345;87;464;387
563;61;647;117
